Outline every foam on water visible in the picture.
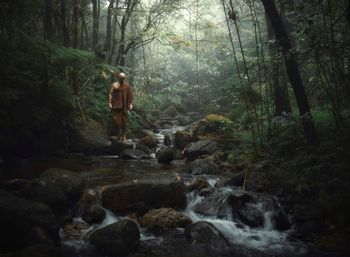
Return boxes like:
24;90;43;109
184;189;308;255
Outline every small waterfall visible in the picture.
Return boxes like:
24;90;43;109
184;186;307;255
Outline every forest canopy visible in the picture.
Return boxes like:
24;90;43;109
0;0;349;156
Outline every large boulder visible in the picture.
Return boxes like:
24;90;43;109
174;130;195;150
39;168;84;201
70;117;112;155
102;173;186;216
140;208;192;230
0;190;60;250
184;140;217;160
89;219;140;256
185;221;231;248
193;189;291;230
110;139;134;155
156;146;175;164
0;178;68;215
185;158;219;175
185;221;271;257
192;114;233;139
138;135;158;148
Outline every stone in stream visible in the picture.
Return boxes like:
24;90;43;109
89;219;140;256
185;221;231;248
186;221;271;257
140;208;192;230
101;173;186;216
164;133;172;146
78;189;106;224
185;158;220;175
0;189;60;250
193;189;291;231
223;171;246;187
184;139;217;160
156;146;175;164
1;178;68;215
119;149;150;160
188;177;210;191
39;168;84;201
138;135;158;148
174;130;195;150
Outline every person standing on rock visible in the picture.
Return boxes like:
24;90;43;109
108;72;133;142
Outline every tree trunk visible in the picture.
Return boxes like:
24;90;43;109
104;0;115;63
44;0;54;40
261;0;318;145
73;0;82;96
92;0;100;53
60;0;70;46
266;9;291;116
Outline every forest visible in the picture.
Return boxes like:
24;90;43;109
0;0;349;256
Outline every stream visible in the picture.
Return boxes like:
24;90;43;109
0;126;331;257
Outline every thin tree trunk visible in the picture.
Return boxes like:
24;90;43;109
92;0;99;53
61;0;70;46
44;0;54;40
261;0;318;145
73;0;82;96
104;0;115;62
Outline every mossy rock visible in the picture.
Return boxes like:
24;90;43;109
193;114;233;138
164;105;178;117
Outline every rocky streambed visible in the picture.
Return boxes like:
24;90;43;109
0;122;344;257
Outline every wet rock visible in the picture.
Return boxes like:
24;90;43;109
102;173;186;215
186;221;272;257
164;134;172;146
194;189;291;230
110;139;134;154
83;206;106;224
138;135;158;148
189;177;210;191
89;219;140;256
174;130;195;150
78;189;99;214
1;178;68;215
199;187;215;197
223;171;246;187
120;149;150;159
140;208;192;230
25;227;55;246
70;117;111;155
135;144;152;154
185;221;231;248
78;189;106;224
3;244;62;257
175;114;192;126
185;158;219;175
39;168;84;201
184;140;217;160
0;190;60;250
156;146;175;164
193;190;234;219
61;219;89;240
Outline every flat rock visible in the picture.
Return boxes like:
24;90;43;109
184;140;217;160
101;173;186;215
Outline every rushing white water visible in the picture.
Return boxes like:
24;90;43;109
184;187;308;255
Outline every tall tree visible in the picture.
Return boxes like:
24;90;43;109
92;0;100;53
265;1;291;116
261;0;318;145
104;0;115;63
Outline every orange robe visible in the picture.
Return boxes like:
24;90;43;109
111;83;133;130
